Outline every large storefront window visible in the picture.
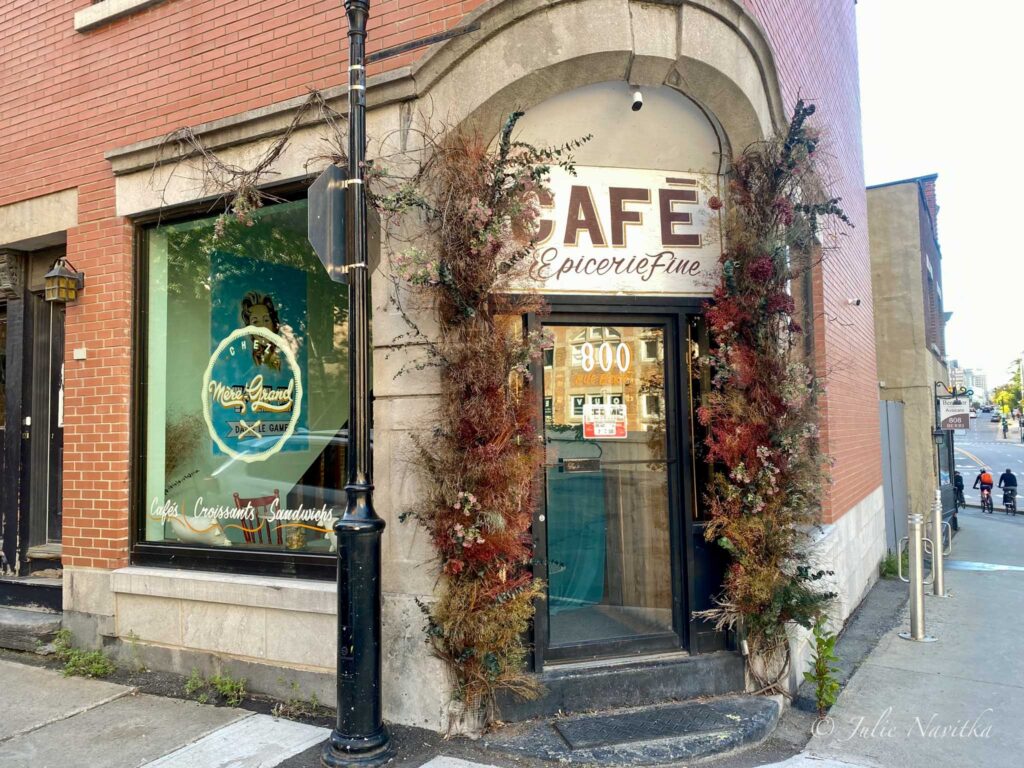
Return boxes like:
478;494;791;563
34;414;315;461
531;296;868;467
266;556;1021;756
142;201;349;555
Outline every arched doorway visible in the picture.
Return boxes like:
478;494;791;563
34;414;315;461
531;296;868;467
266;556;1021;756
509;81;729;664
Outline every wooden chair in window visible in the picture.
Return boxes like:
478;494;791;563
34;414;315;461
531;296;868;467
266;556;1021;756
232;489;283;546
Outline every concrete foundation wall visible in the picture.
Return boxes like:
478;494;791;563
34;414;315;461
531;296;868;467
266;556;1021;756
789;485;886;690
63;565;452;730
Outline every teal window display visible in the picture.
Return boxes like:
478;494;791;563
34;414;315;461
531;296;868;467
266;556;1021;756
142;201;350;553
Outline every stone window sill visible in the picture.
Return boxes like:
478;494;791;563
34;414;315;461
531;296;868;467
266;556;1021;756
110;566;336;614
74;0;167;33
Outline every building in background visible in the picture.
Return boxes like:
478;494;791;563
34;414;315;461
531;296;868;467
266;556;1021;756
869;174;953;524
948;361;988;405
948;362;964;389
1;0;882;733
966;369;989;403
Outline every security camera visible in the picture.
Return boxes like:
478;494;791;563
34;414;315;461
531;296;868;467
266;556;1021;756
631;89;643;112
847;298;862;306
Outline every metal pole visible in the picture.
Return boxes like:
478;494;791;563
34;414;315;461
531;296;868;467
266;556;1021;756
930;489;947;597
322;0;391;765
899;513;937;642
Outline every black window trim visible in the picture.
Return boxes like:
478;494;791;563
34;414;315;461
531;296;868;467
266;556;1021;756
129;181;341;580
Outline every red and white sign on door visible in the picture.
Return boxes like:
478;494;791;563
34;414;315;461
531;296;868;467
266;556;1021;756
583;402;627;439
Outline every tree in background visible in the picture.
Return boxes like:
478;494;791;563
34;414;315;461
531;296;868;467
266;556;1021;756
991;359;1022;414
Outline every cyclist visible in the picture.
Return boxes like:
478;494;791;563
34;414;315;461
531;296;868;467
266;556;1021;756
974;468;995;513
999;468;1018;514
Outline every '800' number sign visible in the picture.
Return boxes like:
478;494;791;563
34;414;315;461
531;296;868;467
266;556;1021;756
580;342;630;373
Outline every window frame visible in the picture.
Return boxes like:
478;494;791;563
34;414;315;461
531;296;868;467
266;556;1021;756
642;392;663;419
129;183;342;580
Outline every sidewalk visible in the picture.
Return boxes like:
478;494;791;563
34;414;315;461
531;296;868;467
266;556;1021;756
0;659;328;768
5;511;1022;768
993;419;1023;443
772;506;1024;768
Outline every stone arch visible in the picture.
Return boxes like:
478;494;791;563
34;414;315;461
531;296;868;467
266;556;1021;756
411;0;786;153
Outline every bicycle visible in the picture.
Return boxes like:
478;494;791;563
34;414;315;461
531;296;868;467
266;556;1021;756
1005;487;1017;516
981;487;994;514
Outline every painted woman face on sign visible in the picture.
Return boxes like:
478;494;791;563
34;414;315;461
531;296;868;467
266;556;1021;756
241;291;282;371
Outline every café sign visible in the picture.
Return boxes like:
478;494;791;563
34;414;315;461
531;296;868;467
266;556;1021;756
528;165;722;297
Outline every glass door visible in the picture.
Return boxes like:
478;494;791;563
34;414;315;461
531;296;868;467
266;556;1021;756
540;320;682;661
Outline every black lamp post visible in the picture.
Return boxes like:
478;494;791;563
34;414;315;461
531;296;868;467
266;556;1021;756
321;0;391;765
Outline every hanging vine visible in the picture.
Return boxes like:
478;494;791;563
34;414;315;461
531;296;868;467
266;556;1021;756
377;113;587;715
696;100;851;694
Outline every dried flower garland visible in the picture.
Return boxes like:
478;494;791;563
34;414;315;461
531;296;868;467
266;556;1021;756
378;113;587;714
697;101;851;693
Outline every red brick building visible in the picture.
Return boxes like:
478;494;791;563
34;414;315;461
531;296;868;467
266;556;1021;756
1;0;882;730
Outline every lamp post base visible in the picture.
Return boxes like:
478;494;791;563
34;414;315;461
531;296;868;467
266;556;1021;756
321;727;392;768
898;632;937;643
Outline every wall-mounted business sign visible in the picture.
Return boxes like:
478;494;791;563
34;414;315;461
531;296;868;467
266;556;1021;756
939;398;971;430
527;165;722;297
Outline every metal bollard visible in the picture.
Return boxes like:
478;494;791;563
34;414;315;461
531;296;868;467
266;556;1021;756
928;489;950;596
898;513;937;642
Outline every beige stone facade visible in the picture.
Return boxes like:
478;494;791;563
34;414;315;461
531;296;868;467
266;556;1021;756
868;176;950;520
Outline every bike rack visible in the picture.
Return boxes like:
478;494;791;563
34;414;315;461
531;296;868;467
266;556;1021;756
899;512;937;642
898;536;934;586
929;490;948;596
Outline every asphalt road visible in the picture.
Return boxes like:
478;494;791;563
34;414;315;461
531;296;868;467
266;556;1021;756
953;412;1024;508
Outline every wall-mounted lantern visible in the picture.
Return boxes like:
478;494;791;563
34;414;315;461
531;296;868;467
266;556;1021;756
43;257;85;303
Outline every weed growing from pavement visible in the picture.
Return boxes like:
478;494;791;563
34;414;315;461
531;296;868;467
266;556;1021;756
123;630;148;672
879;549;908;579
184;669;209;703
53;629;116;679
803;616;841;717
271;679;324;719
183;669;247;706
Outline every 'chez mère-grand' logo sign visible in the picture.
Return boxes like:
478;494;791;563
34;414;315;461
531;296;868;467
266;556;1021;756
202;326;303;462
527;165;722;296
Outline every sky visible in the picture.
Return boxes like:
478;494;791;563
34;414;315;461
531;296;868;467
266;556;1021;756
856;0;1024;394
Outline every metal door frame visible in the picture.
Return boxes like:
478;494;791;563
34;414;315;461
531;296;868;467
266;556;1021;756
528;297;706;669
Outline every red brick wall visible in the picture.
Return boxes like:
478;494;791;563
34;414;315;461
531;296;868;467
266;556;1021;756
1;0;876;567
742;0;881;521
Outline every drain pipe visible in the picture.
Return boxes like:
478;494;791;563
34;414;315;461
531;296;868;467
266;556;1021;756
898;512;937;642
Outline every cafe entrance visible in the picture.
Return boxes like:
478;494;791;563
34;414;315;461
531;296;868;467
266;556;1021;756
531;306;727;665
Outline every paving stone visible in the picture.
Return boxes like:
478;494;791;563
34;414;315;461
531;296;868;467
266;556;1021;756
0;659;130;741
142;714;329;767
0;692;248;768
419;758;501;768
